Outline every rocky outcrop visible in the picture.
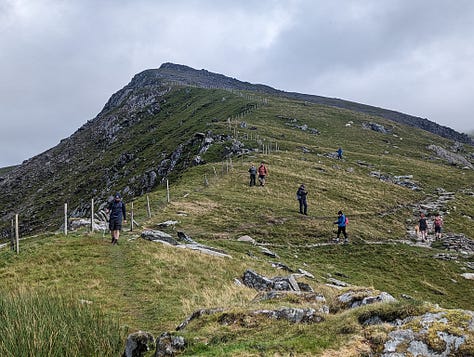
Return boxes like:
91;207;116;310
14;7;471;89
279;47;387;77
122;331;185;357
141;230;231;258
123;331;155;357
379;310;474;356
250;307;323;324
176;308;224;331
242;269;313;292
442;234;474;255
337;290;397;310
155;332;186;357
370;171;421;190
362;121;392;134
428;144;473;169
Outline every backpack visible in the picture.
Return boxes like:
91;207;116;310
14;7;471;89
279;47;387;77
345;217;349;225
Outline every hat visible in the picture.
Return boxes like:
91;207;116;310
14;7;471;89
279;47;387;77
115;193;121;199
338;210;342;215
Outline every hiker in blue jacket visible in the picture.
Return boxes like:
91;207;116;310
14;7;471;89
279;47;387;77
106;193;126;245
334;210;348;243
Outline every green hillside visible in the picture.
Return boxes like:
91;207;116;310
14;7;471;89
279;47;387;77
1;84;473;356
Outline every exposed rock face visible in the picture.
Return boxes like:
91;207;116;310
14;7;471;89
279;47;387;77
442;234;474;255
381;311;473;356
337;290;397;310
370;171;421;190
141;230;177;245
428;144;473;169
176;308;224;331
362;122;392;134
155;332;186;357
251;307;322;324
141;230;232;258
123;331;155;357
242;269;313;292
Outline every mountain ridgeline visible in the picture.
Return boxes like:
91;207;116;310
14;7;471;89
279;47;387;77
0;62;472;238
127;63;474;145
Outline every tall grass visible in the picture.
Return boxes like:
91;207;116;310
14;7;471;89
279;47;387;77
0;290;125;357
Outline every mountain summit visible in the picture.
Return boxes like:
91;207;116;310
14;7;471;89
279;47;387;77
114;62;473;145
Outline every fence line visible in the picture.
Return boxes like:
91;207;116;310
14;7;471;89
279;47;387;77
0;81;276;247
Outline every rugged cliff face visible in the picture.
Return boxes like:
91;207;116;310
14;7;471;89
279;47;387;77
1;62;472;237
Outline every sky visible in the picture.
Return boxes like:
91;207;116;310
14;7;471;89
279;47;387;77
1;0;474;167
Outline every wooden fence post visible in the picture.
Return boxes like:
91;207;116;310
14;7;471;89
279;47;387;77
146;195;152;218
91;198;94;232
130;201;134;232
15;214;19;254
64;203;68;236
10;218;15;251
166;180;170;203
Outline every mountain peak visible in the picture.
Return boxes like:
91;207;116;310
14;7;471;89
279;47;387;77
121;63;473;146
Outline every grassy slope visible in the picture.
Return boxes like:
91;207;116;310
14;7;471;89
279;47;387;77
0;165;18;175
0;88;473;355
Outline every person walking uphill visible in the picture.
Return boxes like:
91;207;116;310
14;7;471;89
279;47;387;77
434;214;443;241
334;210;348;243
106;193;126;245
258;162;268;186
248;163;257;186
418;213;428;242
296;184;308;215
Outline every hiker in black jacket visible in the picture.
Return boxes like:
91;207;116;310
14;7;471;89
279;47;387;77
106;193;126;245
248;163;257;186
296;184;308;215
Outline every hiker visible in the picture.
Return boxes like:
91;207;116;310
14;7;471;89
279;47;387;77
337;147;343;160
418;213;428;242
257;161;268;186
248;163;257;186
334;210;348;243
296;184;308;215
106;193;126;245
434;214;443;240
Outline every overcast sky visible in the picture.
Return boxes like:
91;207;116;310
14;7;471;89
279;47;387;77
1;0;474;167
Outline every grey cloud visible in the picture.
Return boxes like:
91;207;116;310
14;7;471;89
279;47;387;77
1;0;474;167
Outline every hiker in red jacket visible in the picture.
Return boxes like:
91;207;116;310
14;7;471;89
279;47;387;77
257;162;268;186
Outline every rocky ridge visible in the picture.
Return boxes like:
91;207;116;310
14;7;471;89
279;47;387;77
133;63;474;146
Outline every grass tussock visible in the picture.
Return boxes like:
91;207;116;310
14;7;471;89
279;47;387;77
0;290;125;357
